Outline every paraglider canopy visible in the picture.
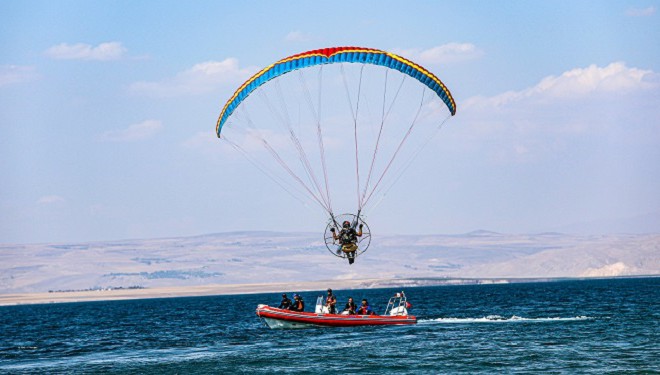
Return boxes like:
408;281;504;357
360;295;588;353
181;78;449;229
217;46;456;136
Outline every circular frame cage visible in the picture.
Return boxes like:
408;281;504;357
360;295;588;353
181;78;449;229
323;213;372;259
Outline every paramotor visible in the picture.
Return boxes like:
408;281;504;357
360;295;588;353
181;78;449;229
216;46;456;263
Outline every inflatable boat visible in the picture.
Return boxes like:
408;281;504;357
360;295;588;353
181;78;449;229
256;291;416;329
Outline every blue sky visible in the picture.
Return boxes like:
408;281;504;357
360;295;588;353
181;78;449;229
1;1;659;243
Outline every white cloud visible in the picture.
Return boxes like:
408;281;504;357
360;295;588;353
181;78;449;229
626;6;656;16
464;62;658;110
45;42;127;61
394;43;483;65
285;31;311;42
453;62;660;163
37;195;65;205
129;58;253;97
0;65;38;87
183;131;221;155
184;128;290;159
100;119;163;142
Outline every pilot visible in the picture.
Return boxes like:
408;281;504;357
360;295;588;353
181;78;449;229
331;220;363;264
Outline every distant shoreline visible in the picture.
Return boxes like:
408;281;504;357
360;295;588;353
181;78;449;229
1;275;657;307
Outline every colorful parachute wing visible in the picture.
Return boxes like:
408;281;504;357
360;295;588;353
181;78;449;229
216;46;456;136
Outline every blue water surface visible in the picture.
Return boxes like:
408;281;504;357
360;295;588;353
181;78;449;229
1;277;658;374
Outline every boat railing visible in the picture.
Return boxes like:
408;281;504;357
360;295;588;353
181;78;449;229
384;291;409;316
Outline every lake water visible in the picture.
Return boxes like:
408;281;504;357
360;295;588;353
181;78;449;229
1;277;658;373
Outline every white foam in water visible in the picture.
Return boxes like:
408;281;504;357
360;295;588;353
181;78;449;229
419;315;593;324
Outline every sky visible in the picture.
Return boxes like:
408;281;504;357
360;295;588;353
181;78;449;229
1;1;659;244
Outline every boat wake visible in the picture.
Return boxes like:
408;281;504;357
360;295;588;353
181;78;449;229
418;315;593;324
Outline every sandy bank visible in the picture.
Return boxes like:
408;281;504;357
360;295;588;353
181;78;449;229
0;277;517;306
4;276;652;306
0;278;418;306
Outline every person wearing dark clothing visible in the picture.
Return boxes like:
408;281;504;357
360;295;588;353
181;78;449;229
290;294;305;312
356;299;375;315
343;297;357;315
325;288;337;314
330;220;363;264
278;293;292;309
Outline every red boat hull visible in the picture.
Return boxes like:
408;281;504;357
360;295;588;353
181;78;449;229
256;305;417;328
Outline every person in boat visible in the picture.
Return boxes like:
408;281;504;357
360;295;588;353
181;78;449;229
342;297;357;315
290;293;305;312
356;299;375;315
278;293;292;309
330;220;363;264
325;288;337;314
